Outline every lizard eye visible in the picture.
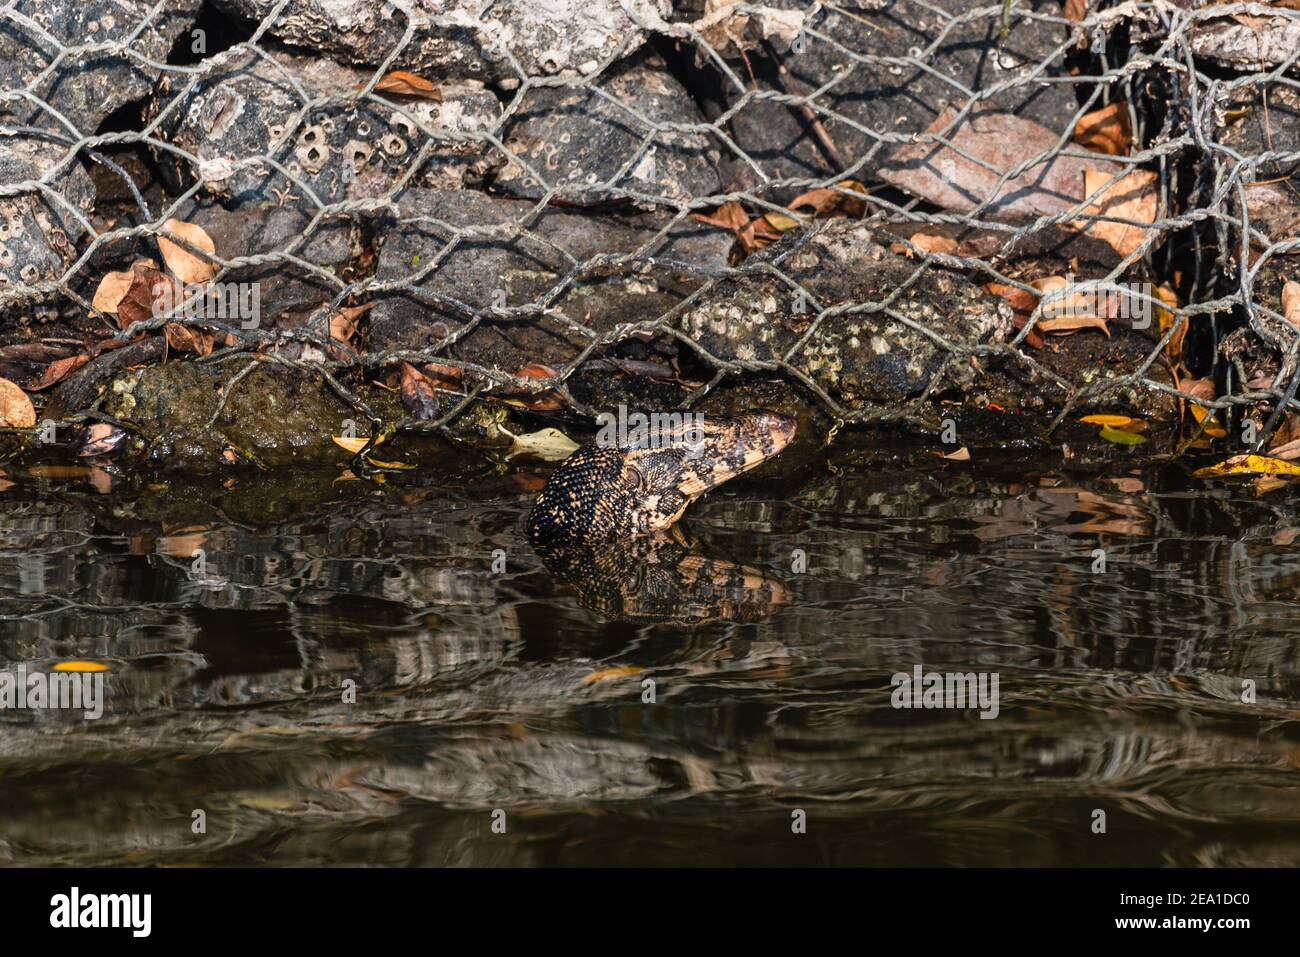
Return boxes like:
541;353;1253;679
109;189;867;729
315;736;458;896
627;462;648;491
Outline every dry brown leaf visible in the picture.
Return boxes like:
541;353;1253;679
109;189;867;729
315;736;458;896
1037;314;1110;336
892;231;958;258
29;353;89;390
738;215;785;254
1180;376;1216;402
1074;102;1132;156
690;201;749;232
117;265;182;332
422;362;463;393
1283;280;1300;329
1076;168;1158;259
788;180;869;219
694;0;805;57
91;270;135;314
399;362;440;421
1064;0;1087;20
1269;436;1300;460
1154;282;1184;358
1256;475;1291;496
163;323;215;356
0;377;35;427
502;425;579;461
764;211;800;232
364;70;442;100
499;363;563;411
984;282;1044;349
332;434;385;454
156;218;217;285
1031;275;1103;319
330;303;372;344
941;446;971;461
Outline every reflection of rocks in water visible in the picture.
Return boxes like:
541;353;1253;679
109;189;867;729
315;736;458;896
3;463;1300;865
533;525;789;624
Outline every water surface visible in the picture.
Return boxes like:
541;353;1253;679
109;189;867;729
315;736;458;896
1;451;1298;866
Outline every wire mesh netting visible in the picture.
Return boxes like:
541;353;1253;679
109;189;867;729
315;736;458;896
2;0;1299;449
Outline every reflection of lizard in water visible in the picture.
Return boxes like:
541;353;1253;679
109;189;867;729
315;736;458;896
532;524;790;624
526;410;797;623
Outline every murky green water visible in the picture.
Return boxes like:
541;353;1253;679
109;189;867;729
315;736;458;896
2;450;1298;866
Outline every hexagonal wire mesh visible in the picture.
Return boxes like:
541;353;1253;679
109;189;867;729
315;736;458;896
1;0;1297;449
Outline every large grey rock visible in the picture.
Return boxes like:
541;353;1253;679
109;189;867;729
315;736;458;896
718;0;1082;193
370;188;733;371
1183;0;1300;71
495;52;724;205
172;198;362;330
679;220;1013;406
211;0;670;83
153;46;501;205
0;135;96;305
0;0;200;135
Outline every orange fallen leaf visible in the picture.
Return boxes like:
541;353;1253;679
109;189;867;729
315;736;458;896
1269;437;1300;460
690;201;749;232
29;353;90;390
91;269;135;314
1154;282;1184;358
1038;314;1110;336
156;218;217;285
984;281;1045;349
330;302;373;344
423;362;463;392
1080;414;1147;432
1074;101;1132;156
1076;168;1158;259
788;179;869;219
1188;403;1227;439
737;214;786;254
163;322;215;356
1283;280;1300;330
399;362;440;420
365;457;416;470
117;262;182;331
332;434;385;454
0;377;36;427
52;660;110;673
363;70;442;100
892;231;958;258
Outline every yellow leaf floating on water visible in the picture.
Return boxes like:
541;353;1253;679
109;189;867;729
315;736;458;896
1080;414;1147;432
1189;404;1227;439
52;660;110;672
1098;425;1147;445
331;434;385;453
1194;454;1300;478
502;426;579;461
580;666;644;686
